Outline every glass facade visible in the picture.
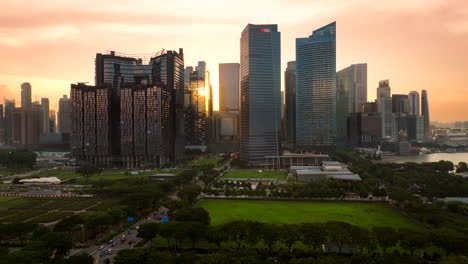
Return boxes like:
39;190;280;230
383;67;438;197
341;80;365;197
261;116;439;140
296;22;336;152
219;63;240;113
240;24;281;164
421;90;430;142
284;61;296;144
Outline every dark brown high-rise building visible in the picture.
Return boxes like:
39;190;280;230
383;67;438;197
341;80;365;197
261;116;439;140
71;49;184;167
11;105;43;145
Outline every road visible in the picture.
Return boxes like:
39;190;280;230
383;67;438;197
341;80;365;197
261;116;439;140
71;207;168;264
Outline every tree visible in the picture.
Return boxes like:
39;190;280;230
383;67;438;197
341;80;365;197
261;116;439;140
398;228;427;256
325;221;353;254
178;184;202;205
137;223;159;247
259;223;280;252
223;221;249;249
184;222;207;248
280;224;301;254
172;207;210;225
372;227;398;254
300;223;326;252
64;253;93;264
456;162;468;173
206;225;228;249
158;222;177;248
113;248;147;264
41;232;73;259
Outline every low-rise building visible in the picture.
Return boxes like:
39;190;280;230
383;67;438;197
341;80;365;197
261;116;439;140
292;161;361;182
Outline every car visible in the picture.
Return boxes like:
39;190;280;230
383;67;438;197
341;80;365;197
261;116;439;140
127;230;132;234
99;246;105;250
107;249;112;254
128;240;135;245
99;251;105;257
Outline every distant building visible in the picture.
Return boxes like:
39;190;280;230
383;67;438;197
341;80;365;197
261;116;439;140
12;105;43;145
292;161;361;182
58;95;71;134
210;111;239;153
362;102;378;113
336;63;367;147
184;62;213;147
21;83;32;108
240;24;281;164
219;63;240;113
421;90;430;142
408;91;420;115
0;104;3;144
49;110;56;133
377;80;396;140
3;99;15;144
41;98;50;134
347;112;382;148
296;22;336;152
284;61;296;145
392;94;410;113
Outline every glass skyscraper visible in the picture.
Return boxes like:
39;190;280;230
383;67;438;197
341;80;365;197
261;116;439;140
421;90;430;142
284;61;296;145
296;22;336;152
240;24;281;164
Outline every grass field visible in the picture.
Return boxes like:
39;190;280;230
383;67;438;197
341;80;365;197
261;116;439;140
223;170;288;179
199;200;418;229
190;158;220;167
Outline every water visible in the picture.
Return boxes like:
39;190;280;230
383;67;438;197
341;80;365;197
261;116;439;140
381;152;468;164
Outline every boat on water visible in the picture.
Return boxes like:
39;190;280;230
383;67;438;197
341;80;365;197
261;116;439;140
446;148;457;153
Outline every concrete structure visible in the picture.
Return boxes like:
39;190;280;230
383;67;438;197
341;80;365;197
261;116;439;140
421;90;430;142
264;152;330;169
148;173;177;181
184;61;213;147
11;105;43;145
21;82;32;108
3;99;15;144
72;49;185;167
210;111;239;153
336;63;367;147
347;112;382;148
58;95;71;133
296;22;336;152
392;94;410;113
284;61;296;145
292;161;361;182
0;104;3;144
41;98;50;134
219;63;240;113
49;110;56;133
408;91;420;115
377;80;396;140
240;24;281;164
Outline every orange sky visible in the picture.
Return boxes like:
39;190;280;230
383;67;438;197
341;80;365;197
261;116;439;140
0;0;467;122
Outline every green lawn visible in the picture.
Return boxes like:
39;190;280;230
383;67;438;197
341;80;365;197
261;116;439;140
199;200;418;229
223;170;288;179
190;158;220;167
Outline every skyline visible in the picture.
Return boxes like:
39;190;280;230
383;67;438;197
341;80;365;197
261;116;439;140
1;0;468;122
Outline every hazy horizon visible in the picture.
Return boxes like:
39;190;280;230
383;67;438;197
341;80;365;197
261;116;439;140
1;0;467;122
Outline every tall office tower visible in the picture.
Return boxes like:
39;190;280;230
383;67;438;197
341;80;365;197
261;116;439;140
41;98;50;133
240;24;281;164
408;91;420;115
219;63;240;113
3;100;15;144
284;61;296;144
71;83;111;165
184;61;213;147
392;94;410;113
58;95;72;133
421;90;430;142
336;63;367;147
296;22;336;152
21;83;32;108
377;80;395;140
49;110;56;133
0;104;3;144
362;102;378;113
347;112;382;148
12;104;43;145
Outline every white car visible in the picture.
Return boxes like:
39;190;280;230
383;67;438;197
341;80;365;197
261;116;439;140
99;246;105;250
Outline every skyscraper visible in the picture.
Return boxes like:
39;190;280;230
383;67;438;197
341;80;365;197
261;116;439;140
296;22;336;152
41;98;50;134
421;90;430;142
184;61;213;147
336;63;367;147
284;61;296;144
408;91;420;116
392;94;410;113
377;80;396;140
72;49;184;166
21;83;32;108
0;104;3;144
240;24;281;164
3;99;15;144
49;110;56;133
58;95;72;133
219;63;240;113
